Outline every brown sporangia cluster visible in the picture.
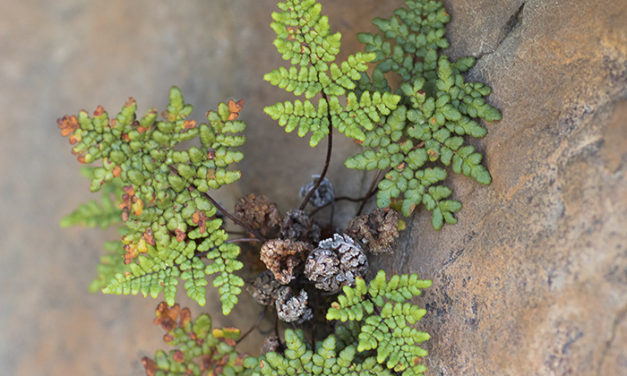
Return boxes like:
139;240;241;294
119;185;143;221
199;352;247;375
280;209;320;243
122;239;146;264
305;233;368;293
227;99;245;121
143;302;247;376
345;207;400;254
199;327;245;374
192;210;209;235
275;286;313;324
153;301;192;335
143;228;156;246
57;114;79;138
234;194;282;237
260;239;312;284
58;106;106;163
247;270;282;306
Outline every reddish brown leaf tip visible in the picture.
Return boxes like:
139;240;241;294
227;99;245;120
142;357;157;376
57;115;79;137
175;228;186;242
173;350;185;363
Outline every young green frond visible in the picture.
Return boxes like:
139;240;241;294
88;240;130;293
326;271;432;376
256;329;393;376
59;87;247;314
60;167;124;229
265;0;401;146
142;302;254;376
346;0;502;229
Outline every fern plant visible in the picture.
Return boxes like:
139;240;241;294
264;0;501;229
60;166;124;229
59;0;501;375
345;0;502;229
59;87;248;314
142;302;254;376
256;271;431;376
263;0;401;147
142;271;430;376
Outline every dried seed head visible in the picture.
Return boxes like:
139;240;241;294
280;209;320;243
260;239;312;284
262;336;281;354
305;234;368;292
304;248;341;292
247;270;282;306
275;286;313;324
345;208;400;254
299;174;335;208
234;194;282;237
335;234;368;283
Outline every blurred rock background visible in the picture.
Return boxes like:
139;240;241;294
0;0;624;375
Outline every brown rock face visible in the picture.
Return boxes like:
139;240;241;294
370;1;627;375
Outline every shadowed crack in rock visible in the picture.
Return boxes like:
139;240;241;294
474;2;525;60
597;305;627;374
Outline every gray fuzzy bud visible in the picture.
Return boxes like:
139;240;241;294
305;234;368;292
275;286;313;324
304;248;341;292
280;209;320;243
247;270;282;306
299;174;335;208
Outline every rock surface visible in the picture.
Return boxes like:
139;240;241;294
0;0;625;375
373;1;627;375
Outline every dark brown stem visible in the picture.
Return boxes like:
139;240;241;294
227;230;249;236
308;190;379;218
298;93;334;210
226;237;263;244
335;195;369;203
200;191;267;241
167;164;267;241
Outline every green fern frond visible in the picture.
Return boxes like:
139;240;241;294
326;270;432;376
142;302;254;376
88;240;130;293
60;167;124;229
265;0;401;146
59;87;246;314
346;0;502;229
256;329;393;376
